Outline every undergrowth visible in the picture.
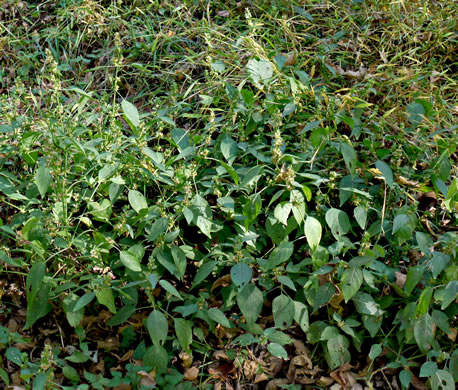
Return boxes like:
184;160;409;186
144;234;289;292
0;0;456;389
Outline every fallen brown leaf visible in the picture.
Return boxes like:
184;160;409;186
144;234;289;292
184;366;199;381
394;272;406;288
138;370;156;387
266;378;289;390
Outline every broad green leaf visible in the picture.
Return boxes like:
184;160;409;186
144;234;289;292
369;344;382;360
326;335;350;370
107;305;136;326
219;160;239;185
6;347;23;366
341;267;363;302
174;318;192;351
277;275;296;291
73;292;95;312
352;292;384;316
440;281;458;310
146;310;168;346
230;263;252;289
304;216;321;250
63;366;80;382
290;189;306;225
274;202;292;226
272;295;295;329
392;214;411;235
196;215;212;238
267;343;288;359
354;206;367;229
312;283;336;312
27;261;46;302
143;345;168;374
247;59;273;85
207;308;232;328
148;218;169;242
362;314;382;337
430;252;450;278
33;373;48;390
121;99;140;129
95;288;116;314
120;251;141;272
192;261;216;288
325;208;350;240
307;321;327;344
414;313;434;353
220;136;238;162
405;265;425;295
431;310;451;335
35;165;51;198
128;190;148;213
399;370;411;389
171;246;187;280
265;329;292;345
293;301;309;333
340;143;357;174
263;241;294;270
375;160;394;188
420;361;438;378
431;370;455;390
159;280;183;300
406;101;425;126
237;284;263;325
416;286;433;316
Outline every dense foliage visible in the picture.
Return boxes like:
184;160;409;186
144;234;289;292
0;0;456;389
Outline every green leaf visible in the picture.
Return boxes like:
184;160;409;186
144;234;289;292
341;267;363;302
440;281;458;310
35;165;51;198
405;265;425;295
430;252;450;278
171;246;187;280
107;305;136;326
354;206;367;229
420;361;438;378
231;263;252;289
340;143;357;174
128;190;148;213
159;280;183;300
293;301;309;333
375;160;394;188
146;310;168;346
414;313;434;353
326;335;350;370
33;372;48;390
148;218;169;242
196;215;212;238
263;241;294;270
290;189;306;225
399;369;412;389
120;251;141;272
312;283;335;312
277;275;296;291
352;292;384;316
416;286;433;316
121;99;140;129
220;136;238;162
304;216;322;250
192;261;216;288
73;292;95;312
63;366;80;382
369;344;382;360
95;288;116;314
174;318;192;351
6;347;23;365
265;329;292;345
325;208;350;240
143;345;168;374
237;284;263;325
219;160;239;185
0;367;9;386
431;370;454;390
406;101;425;126
274;202;292;226
267;343;288;359
272;295;295;329
247;59;273;85
207;308;232;328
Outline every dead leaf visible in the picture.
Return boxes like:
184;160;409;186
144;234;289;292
113;384;132;390
394;272;407;288
208;360;236;381
184;366;199;381
285;53;297;66
330;363;355;388
138;370;156;387
266;378;289;390
447;327;457;342
254;373;269;383
180;351;193;368
211;274;232;292
318;377;334;387
243;360;258;380
97;336;120;350
217;10;230;17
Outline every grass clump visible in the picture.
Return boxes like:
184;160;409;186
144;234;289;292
0;0;456;389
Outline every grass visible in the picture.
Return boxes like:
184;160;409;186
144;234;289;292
0;0;457;389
